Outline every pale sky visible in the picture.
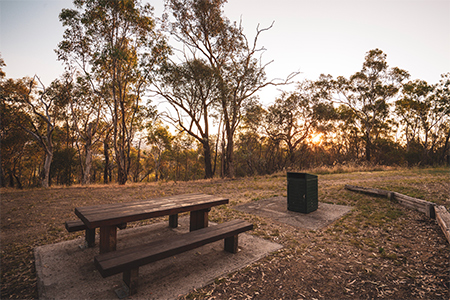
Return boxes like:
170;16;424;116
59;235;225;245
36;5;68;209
1;0;449;106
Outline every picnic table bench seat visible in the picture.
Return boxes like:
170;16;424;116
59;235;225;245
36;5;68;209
94;219;253;295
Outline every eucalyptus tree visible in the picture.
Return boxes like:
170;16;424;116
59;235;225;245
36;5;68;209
57;0;169;184
265;80;335;168
68;73;106;184
234;100;269;175
1;75;70;188
154;59;219;178
396;74;450;164
146;121;173;182
433;73;450;163
326;49;410;162
165;0;297;177
395;80;433;153
0;58;29;187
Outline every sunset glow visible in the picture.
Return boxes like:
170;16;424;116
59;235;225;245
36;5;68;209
311;133;323;145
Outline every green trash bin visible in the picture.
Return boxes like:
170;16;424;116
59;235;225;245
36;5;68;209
287;172;318;213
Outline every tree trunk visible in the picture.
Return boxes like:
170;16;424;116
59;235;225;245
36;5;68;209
117;156;127;185
83;145;92;185
104;137;110;184
13;173;23;189
8;171;14;188
133;140;142;182
365;133;372;162
154;155;161;182
224;135;235;178
440;128;450;165
41;150;53;188
202;139;213;179
0;151;5;187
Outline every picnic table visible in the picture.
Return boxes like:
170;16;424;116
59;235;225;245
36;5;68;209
68;193;253;296
74;193;229;253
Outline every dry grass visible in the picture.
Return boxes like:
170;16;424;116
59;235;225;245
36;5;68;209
1;166;449;299
301;161;400;175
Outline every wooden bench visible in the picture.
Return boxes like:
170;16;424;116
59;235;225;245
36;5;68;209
65;220;127;247
94;219;253;295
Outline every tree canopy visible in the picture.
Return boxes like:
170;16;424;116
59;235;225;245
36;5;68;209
1;1;449;188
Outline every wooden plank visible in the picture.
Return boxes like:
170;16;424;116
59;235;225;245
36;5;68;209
77;193;212;215
345;185;436;219
75;194;211;219
65;220;87;232
344;185;392;197
90;195;223;218
435;206;450;243
76;194;228;228
94;219;253;278
393;192;436;218
83;199;228;228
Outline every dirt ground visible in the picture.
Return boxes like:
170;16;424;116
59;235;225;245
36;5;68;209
1;167;449;299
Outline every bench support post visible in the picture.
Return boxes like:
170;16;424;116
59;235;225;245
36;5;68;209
190;208;210;231
99;225;117;254
169;214;178;228
85;228;96;248
123;268;139;295
224;235;239;253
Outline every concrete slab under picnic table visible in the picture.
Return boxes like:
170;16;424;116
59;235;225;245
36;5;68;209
34;217;282;300
234;196;353;230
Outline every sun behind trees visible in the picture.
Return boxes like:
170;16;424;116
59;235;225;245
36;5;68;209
1;0;449;188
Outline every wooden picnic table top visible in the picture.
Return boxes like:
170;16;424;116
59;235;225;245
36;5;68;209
75;193;228;229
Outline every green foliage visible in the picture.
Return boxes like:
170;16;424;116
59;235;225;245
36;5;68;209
57;0;170;184
332;48;411;162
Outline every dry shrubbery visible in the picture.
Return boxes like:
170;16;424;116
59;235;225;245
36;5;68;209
299;161;399;175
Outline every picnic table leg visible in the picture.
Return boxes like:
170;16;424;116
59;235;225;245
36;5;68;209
99;225;117;254
85;228;96;248
224;235;239;253
189;208;210;231
169;214;178;228
123;268;139;295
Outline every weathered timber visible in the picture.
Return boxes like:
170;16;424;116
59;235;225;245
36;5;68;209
65;220;89;232
345;184;450;244
94;219;253;295
392;192;436;219
75;193;228;229
345;185;436;218
344;185;394;199
435;206;450;244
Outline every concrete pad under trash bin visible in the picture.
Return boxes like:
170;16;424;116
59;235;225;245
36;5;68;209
34;217;282;300
235;196;352;230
